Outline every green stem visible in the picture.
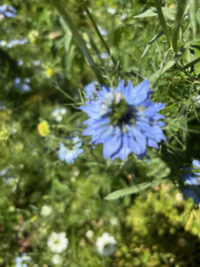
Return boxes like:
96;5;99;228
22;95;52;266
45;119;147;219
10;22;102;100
189;0;197;39
50;0;105;85
172;0;187;51
155;0;172;48
81;0;117;65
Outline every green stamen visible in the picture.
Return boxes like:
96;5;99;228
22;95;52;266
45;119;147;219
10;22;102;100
110;99;130;126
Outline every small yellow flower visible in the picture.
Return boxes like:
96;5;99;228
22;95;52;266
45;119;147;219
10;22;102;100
37;121;51;137
30;215;37;223
45;68;54;78
28;30;39;43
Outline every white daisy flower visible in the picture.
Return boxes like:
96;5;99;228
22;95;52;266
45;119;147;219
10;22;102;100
96;233;117;256
52;107;67;122
107;7;116;14
40;205;52;217
52;254;61;265
86;230;94;239
47;232;68;253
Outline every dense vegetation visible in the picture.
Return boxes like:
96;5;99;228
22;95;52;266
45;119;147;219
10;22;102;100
1;0;200;266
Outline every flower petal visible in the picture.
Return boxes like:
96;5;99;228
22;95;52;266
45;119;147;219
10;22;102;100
123;80;149;105
103;132;122;159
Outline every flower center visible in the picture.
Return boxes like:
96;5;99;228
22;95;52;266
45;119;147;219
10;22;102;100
53;240;60;245
111;99;131;125
100;92;138;127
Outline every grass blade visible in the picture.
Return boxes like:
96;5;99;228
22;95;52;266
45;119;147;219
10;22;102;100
105;178;165;200
155;0;172;48
172;0;187;51
81;0;116;65
50;0;105;85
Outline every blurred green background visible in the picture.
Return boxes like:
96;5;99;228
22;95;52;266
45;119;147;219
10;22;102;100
1;0;200;266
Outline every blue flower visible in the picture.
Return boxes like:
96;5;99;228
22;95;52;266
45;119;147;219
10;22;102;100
15;253;31;267
14;77;31;92
58;137;83;163
21;84;31;92
17;60;24;66
80;79;166;161
7;39;28;48
33;60;41;66
181;159;200;204
85;82;98;100
99;27;108;36
100;52;109;59
0;4;16;18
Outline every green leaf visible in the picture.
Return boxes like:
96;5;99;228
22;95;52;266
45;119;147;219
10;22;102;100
172;0;187;51
149;48;185;85
141;32;164;58
162;7;176;21
105;178;165;200
149;58;176;85
50;0;105;85
134;7;175;20
134;8;157;18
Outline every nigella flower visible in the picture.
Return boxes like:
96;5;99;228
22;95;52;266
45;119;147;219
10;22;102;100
15;253;31;267
58;137;83;163
80;79;166;161
6;39;28;48
181;159;200;204
14;77;31;92
0;4;16;18
17;59;23;66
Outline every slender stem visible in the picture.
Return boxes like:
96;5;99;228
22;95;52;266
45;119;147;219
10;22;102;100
50;0;105;85
172;0;187;51
155;0;172;48
189;0;197;39
82;0;117;65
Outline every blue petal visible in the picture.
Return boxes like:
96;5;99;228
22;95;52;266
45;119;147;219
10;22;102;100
103;133;122;159
156;121;165;127
182;186;200;204
128;127;147;155
97;85;109;98
137;120;153;133
80;103;101;119
148;139;159;149
151;125;166;142
116;79;125;93
91;126;111;144
96;126;114;144
193;159;200;176
152;113;165;121
192;159;200;168
117;134;131;160
136;121;157;140
123;80;150;105
143;102;165;117
85;82;97;99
